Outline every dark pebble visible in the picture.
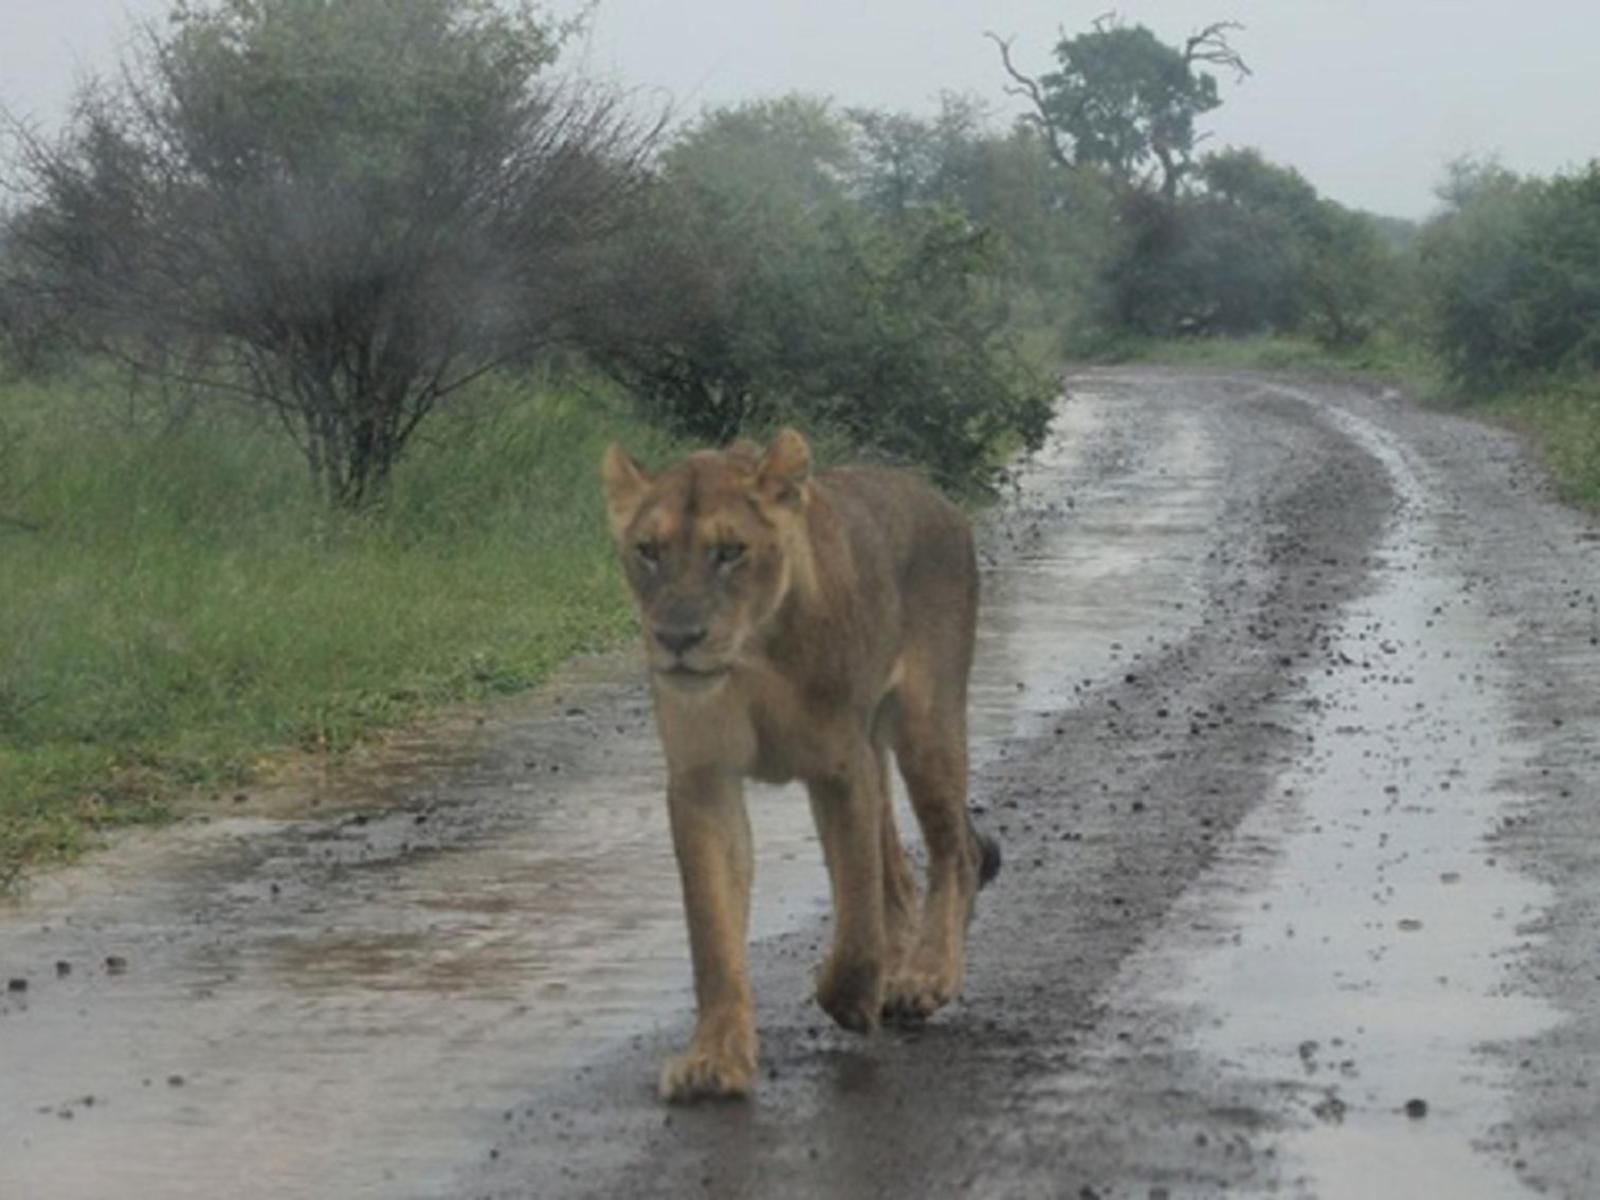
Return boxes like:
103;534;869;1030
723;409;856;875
1404;1098;1428;1119
6;978;27;993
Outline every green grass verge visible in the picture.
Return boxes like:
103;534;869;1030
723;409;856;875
1475;377;1600;507
0;365;677;885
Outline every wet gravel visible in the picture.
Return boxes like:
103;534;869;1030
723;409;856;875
3;369;1597;1200
461;374;1378;1197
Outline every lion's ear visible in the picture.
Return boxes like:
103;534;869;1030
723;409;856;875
600;443;649;538
756;428;811;508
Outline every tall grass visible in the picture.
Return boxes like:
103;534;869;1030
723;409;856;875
0;364;675;881
1478;376;1600;507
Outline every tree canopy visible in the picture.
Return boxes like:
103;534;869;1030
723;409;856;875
575;97;1053;493
1421;158;1600;387
6;0;648;507
991;16;1248;197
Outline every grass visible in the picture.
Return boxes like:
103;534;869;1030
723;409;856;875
1476;376;1600;507
0;363;678;885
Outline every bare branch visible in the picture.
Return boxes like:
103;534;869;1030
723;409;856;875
1184;21;1251;81
99;345;274;405
983;31;1074;172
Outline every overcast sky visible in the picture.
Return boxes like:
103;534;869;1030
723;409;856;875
4;1;1596;219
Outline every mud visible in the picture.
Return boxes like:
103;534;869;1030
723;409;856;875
3;369;1598;1199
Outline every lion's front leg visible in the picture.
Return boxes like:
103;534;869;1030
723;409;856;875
805;744;887;1033
660;769;758;1103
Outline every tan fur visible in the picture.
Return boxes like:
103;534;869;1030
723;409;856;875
601;429;998;1103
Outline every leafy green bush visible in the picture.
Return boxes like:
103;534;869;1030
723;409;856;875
0;363;673;877
1520;167;1600;372
576;98;1053;495
1097;149;1394;347
1420;159;1600;389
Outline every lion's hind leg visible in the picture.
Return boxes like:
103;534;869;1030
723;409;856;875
805;738;888;1033
882;674;986;1023
878;748;922;979
869;699;922;982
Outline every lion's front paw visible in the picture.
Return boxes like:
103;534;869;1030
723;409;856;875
815;954;883;1033
658;1045;755;1104
658;1013;756;1103
882;965;958;1023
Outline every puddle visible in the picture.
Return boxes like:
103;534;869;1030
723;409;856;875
969;386;1222;752
1113;393;1559;1198
0;386;1232;1200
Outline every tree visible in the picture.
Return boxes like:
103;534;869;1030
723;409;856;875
1420;158;1600;387
575;97;858;442
846;94;993;220
0;207;67;374
844;98;1120;350
1521;164;1600;372
5;0;651;507
1084;144;1393;344
1160;148;1305;335
988;15;1248;198
1297;201;1391;348
575;98;1053;494
983;16;1254;346
1417;159;1543;387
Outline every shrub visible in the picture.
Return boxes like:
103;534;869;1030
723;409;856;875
1419;159;1600;389
577;99;1053;494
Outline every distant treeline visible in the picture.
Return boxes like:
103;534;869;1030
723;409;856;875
2;1;1597;500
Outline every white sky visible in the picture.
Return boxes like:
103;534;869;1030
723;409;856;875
4;1;1597;218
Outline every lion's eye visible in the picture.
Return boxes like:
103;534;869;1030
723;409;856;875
712;542;746;567
635;541;661;566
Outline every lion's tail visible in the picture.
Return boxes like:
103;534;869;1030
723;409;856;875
969;815;1002;891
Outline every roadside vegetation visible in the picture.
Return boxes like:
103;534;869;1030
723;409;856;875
0;364;676;883
1113;154;1600;505
1;1;1595;879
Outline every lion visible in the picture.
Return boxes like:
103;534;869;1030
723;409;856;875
600;428;1001;1103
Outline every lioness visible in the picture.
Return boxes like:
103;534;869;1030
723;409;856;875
601;428;1000;1102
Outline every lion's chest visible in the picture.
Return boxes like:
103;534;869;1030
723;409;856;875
654;659;877;786
741;674;863;785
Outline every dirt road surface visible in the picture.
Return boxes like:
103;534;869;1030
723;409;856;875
3;369;1597;1199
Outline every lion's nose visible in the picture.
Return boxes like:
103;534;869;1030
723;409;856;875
654;627;707;656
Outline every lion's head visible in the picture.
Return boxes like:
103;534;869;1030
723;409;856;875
600;429;814;692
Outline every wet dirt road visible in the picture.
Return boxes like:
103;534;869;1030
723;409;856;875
3;369;1598;1199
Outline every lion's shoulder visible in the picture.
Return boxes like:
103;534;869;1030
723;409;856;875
811;465;974;586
